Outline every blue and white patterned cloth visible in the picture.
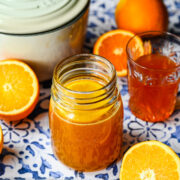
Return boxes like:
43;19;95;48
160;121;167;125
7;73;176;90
0;0;180;179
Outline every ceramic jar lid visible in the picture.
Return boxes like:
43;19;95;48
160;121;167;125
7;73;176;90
0;0;89;34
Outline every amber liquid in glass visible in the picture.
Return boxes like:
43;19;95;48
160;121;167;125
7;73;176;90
128;53;179;122
49;79;123;171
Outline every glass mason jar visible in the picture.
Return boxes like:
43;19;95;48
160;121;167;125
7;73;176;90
49;54;123;171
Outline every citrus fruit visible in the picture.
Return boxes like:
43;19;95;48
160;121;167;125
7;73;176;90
143;40;152;55
93;29;143;76
115;0;168;34
0;125;3;153
120;141;180;180
0;59;39;121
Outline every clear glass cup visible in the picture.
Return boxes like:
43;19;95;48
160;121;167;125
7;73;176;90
126;31;180;122
49;54;123;171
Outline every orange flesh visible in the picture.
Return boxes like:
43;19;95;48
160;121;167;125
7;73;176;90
0;64;34;111
93;30;143;76
120;141;180;180
49;79;123;171
98;33;128;71
0;60;39;121
0;125;3;153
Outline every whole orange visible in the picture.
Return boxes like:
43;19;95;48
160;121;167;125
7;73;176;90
115;0;168;34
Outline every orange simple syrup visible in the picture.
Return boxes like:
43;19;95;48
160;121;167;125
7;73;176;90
128;53;179;122
49;79;123;171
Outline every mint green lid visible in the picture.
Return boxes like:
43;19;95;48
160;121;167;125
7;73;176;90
0;0;89;34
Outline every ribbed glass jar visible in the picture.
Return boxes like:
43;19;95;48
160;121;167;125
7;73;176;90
49;54;123;171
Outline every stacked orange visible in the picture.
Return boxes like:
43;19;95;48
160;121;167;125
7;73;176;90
93;0;168;76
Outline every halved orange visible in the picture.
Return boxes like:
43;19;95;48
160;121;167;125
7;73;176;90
0;59;39;121
0;125;3;153
93;29;144;76
120;141;180;180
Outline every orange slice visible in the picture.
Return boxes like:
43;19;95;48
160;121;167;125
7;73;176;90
143;40;152;55
0;60;39;121
120;141;180;180
0;125;3;153
93;29;144;76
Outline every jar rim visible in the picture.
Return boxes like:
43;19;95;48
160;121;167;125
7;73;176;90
51;53;119;111
53;53;116;95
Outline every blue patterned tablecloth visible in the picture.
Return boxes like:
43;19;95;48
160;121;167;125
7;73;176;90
0;0;180;179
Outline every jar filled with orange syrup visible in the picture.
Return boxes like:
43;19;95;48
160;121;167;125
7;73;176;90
49;54;123;171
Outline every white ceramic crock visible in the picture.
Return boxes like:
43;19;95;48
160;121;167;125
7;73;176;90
0;0;89;81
